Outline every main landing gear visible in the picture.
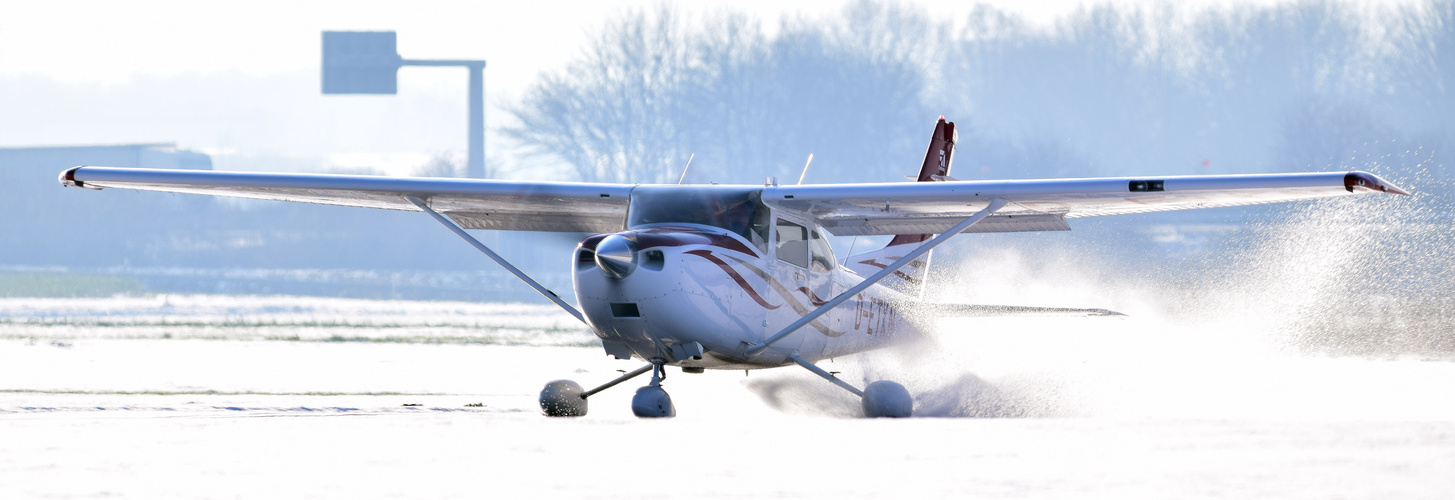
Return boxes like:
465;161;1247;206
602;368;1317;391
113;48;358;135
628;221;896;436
787;352;912;418
540;358;675;418
861;380;913;418
541;354;911;418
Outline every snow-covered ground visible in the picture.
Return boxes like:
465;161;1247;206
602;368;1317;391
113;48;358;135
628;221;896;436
0;294;592;345
2;295;1454;499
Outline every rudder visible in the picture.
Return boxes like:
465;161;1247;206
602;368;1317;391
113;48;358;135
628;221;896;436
844;116;958;296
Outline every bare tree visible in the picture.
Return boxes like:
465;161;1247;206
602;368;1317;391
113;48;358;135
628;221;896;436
506;0;1452;185
413;152;463;178
504;3;939;184
504;7;693;183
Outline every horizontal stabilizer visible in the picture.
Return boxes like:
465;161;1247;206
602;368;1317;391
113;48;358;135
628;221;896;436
912;302;1125;318
844;243;931;294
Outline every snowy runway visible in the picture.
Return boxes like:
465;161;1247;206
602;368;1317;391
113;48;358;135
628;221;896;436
2;296;1454;498
3;339;1454;499
6;406;1452;499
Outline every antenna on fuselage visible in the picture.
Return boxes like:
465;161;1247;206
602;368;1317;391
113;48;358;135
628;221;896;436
796;154;814;185
677;153;695;185
842;236;859;266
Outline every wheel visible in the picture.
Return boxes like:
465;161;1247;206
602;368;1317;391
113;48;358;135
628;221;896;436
862;380;912;418
630;385;676;418
539;380;588;417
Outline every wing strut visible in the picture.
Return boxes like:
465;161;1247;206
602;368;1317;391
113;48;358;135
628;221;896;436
405;195;586;324
746;198;1008;357
581;364;654;399
789;352;863;397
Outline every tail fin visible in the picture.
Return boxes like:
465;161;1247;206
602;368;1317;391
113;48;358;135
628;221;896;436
844;116;957;297
910;115;957;183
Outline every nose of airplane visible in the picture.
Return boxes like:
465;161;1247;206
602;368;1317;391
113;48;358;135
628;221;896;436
594;233;637;278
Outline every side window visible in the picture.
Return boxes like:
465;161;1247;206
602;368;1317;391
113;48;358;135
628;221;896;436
775;219;810;268
809;230;836;272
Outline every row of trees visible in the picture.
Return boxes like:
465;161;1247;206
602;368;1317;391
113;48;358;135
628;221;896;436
505;4;934;184
505;0;1454;185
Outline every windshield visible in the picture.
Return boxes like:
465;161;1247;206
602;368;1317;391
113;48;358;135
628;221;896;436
628;186;766;242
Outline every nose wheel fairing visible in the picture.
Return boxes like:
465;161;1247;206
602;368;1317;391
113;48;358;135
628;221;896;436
629;362;675;418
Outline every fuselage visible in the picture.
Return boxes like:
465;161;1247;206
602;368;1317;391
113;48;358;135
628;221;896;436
571;185;924;369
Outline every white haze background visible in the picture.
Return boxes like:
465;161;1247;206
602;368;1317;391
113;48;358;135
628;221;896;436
2;1;1454;498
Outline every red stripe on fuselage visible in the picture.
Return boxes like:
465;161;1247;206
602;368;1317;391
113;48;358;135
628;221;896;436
684;250;781;310
581;227;759;258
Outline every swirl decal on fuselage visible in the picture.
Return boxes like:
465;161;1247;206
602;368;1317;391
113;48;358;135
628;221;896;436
794;286;830;307
716;254;846;338
683;250;780;310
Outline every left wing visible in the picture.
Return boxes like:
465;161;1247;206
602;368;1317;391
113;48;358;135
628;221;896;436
61;166;633;233
763;171;1408;236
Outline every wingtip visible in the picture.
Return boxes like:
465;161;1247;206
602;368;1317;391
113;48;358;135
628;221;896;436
1345;171;1410;196
59;166;101;190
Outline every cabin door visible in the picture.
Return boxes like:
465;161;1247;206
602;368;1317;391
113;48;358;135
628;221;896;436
768;215;838;350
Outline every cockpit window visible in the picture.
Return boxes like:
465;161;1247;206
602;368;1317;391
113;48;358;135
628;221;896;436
627;186;767;247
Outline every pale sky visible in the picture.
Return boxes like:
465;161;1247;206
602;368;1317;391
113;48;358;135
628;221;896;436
1;0;1311;176
0;0;1294;94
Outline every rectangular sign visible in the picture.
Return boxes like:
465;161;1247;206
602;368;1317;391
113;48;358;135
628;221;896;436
322;31;402;94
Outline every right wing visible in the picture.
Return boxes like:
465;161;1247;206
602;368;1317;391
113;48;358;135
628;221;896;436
763;171;1409;236
61;166;633;233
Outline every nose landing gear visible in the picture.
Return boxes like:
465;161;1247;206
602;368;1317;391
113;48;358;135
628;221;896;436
629;362;675;418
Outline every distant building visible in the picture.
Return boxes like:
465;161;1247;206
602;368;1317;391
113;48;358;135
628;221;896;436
0;144;571;301
0;143;214;268
0;143;212;174
0;143;213;212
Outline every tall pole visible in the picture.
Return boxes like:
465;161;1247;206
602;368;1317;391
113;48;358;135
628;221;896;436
401;59;488;178
467;62;485;179
323;33;488;178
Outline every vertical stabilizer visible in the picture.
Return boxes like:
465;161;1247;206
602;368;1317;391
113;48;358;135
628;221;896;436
911;116;957;183
844;116;957;296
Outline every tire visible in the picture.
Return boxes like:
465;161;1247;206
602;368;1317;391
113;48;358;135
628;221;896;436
540;380;588;417
862;380;913;418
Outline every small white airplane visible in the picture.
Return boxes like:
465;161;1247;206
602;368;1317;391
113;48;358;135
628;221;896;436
60;117;1407;418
